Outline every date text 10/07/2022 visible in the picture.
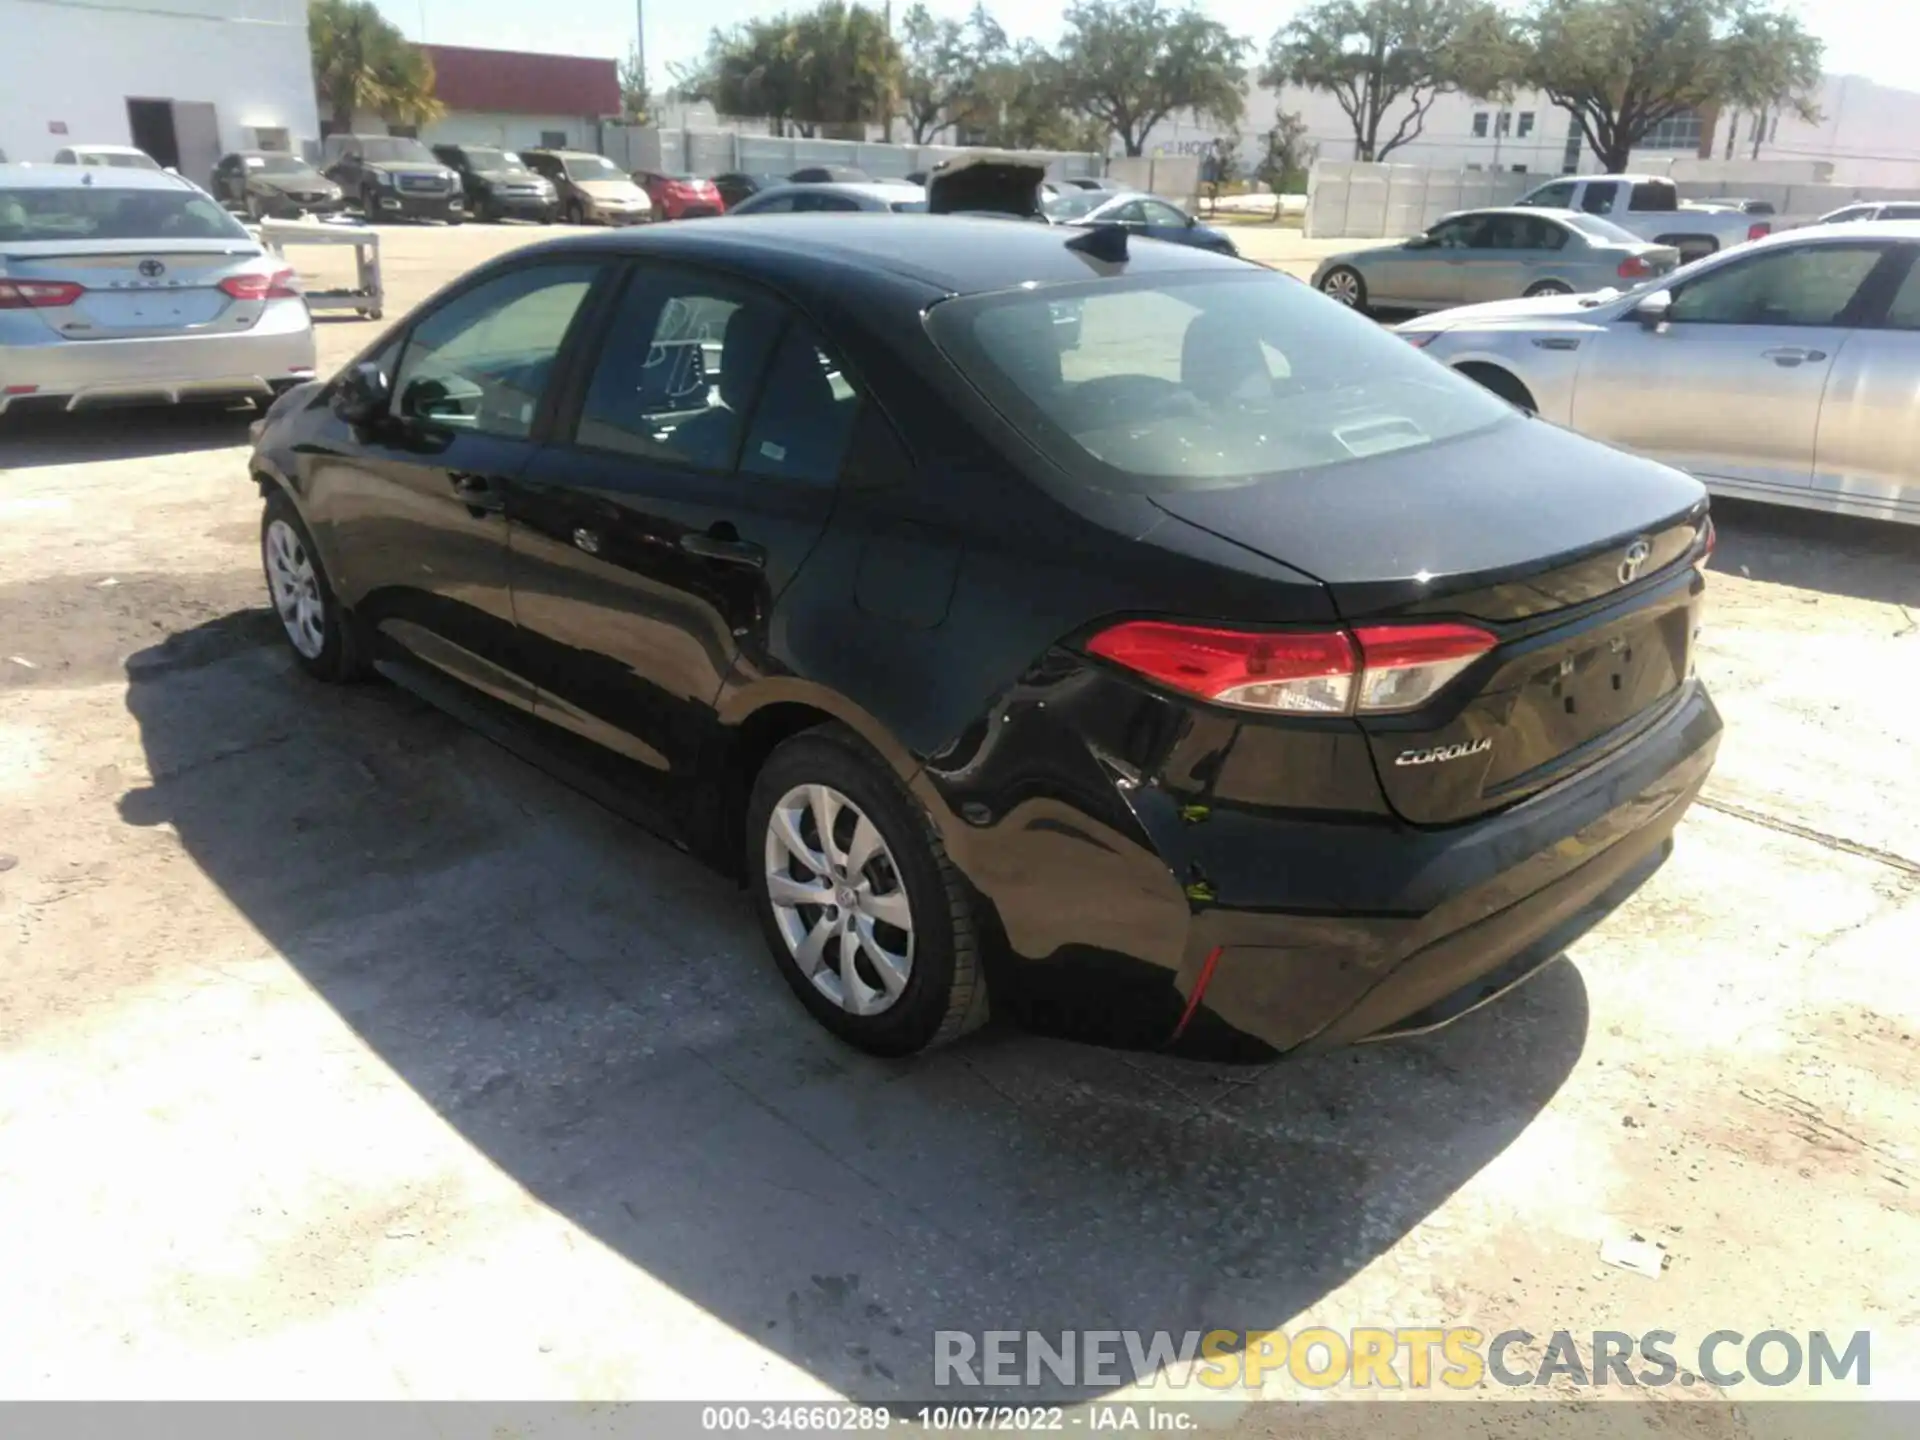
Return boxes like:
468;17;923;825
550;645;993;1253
699;1405;1193;1432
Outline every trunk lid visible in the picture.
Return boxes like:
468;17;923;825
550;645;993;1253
926;152;1046;218
1150;417;1709;824
3;239;273;338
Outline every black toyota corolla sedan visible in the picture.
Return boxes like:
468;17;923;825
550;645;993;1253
247;214;1721;1060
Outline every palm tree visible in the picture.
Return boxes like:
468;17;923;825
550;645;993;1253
308;0;444;136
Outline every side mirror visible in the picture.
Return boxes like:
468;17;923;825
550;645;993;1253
1633;291;1673;329
331;360;390;426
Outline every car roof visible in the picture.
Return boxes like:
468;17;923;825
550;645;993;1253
1786;217;1920;240
753;182;923;202
507;212;1247;296
64;144;150;155
0;162;196;191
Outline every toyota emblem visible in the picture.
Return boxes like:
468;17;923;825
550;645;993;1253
1617;539;1653;584
138;259;165;279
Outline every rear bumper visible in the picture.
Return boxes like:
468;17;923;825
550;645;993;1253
0;300;316;413
1177;681;1721;1058
934;668;1720;1060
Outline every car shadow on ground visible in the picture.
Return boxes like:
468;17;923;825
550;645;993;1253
117;613;1591;1402
1708;498;1920;609
0;405;259;471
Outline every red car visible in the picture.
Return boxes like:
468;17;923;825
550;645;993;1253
634;171;725;220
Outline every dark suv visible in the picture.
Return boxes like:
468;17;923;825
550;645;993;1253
321;134;465;223
431;144;558;223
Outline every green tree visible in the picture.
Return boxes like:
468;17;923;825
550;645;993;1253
1054;0;1251;157
1263;0;1519;163
619;45;650;124
968;43;1108;151
1521;0;1822;172
896;2;1006;144
307;0;443;137
1256;110;1315;192
680;2;897;136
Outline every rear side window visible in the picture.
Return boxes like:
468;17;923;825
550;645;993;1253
928;272;1513;492
0;188;247;242
739;325;862;484
573;271;786;471
1884;204;1920;221
1629;183;1676;212
1882;258;1920;330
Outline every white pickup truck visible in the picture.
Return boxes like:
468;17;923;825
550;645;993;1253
1512;174;1770;262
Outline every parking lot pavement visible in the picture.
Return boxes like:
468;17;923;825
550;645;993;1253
2;225;1919;1409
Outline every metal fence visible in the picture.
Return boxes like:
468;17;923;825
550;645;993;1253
601;126;1104;183
1305;159;1920;238
1304;161;1533;239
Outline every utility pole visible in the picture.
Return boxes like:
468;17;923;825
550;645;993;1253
634;0;646;103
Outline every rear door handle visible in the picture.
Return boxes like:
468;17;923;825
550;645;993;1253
1762;347;1826;365
680;529;765;568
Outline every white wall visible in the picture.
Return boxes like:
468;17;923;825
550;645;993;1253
1142;70;1920;191
0;0;318;163
422;113;600;153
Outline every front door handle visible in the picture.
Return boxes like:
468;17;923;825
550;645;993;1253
1762;346;1827;366
680;526;765;568
449;472;505;515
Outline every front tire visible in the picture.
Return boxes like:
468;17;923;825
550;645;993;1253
747;727;988;1057
1524;279;1573;297
1319;265;1368;311
260;489;369;683
565;199;585;225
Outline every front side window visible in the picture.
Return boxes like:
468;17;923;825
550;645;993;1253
574;273;786;471
1667;244;1885;327
927;272;1514;491
391;263;599;437
1141;199;1188;227
792;191;860;212
1882;257;1920;330
1425;215;1486;249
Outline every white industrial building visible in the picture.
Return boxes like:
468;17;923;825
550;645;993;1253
0;0;320;175
1144;71;1920;190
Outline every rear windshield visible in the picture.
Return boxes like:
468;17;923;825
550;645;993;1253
1561;213;1642;245
0;187;250;243
927;272;1513;492
1043;190;1104;221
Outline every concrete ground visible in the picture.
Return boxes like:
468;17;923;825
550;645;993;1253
2;221;1918;1414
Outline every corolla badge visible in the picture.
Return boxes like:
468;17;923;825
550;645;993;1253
1617;538;1653;584
1395;737;1493;767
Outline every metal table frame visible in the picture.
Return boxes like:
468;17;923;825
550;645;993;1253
257;217;385;321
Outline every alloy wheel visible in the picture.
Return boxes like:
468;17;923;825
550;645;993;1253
764;783;914;1016
264;517;326;659
1321;269;1361;305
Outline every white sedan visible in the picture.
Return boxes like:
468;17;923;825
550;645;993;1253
0;163;316;415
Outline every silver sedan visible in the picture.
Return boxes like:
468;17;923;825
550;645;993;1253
1312;208;1680;314
1398;221;1920;527
0;164;316;414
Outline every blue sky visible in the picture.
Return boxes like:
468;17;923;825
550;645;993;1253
378;0;1908;96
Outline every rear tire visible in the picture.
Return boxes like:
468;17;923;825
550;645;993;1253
746;726;988;1057
1319;265;1368;312
1524;279;1573;297
260;489;370;684
565;199;585;225
1456;363;1537;414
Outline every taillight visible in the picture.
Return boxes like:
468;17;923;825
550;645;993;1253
0;279;84;309
1747;221;1771;240
1617;255;1653;280
218;268;300;301
1351;623;1497;712
1694;515;1716;573
1085;619;1495;716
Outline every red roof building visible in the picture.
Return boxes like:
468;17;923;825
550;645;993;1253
419;44;622;119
